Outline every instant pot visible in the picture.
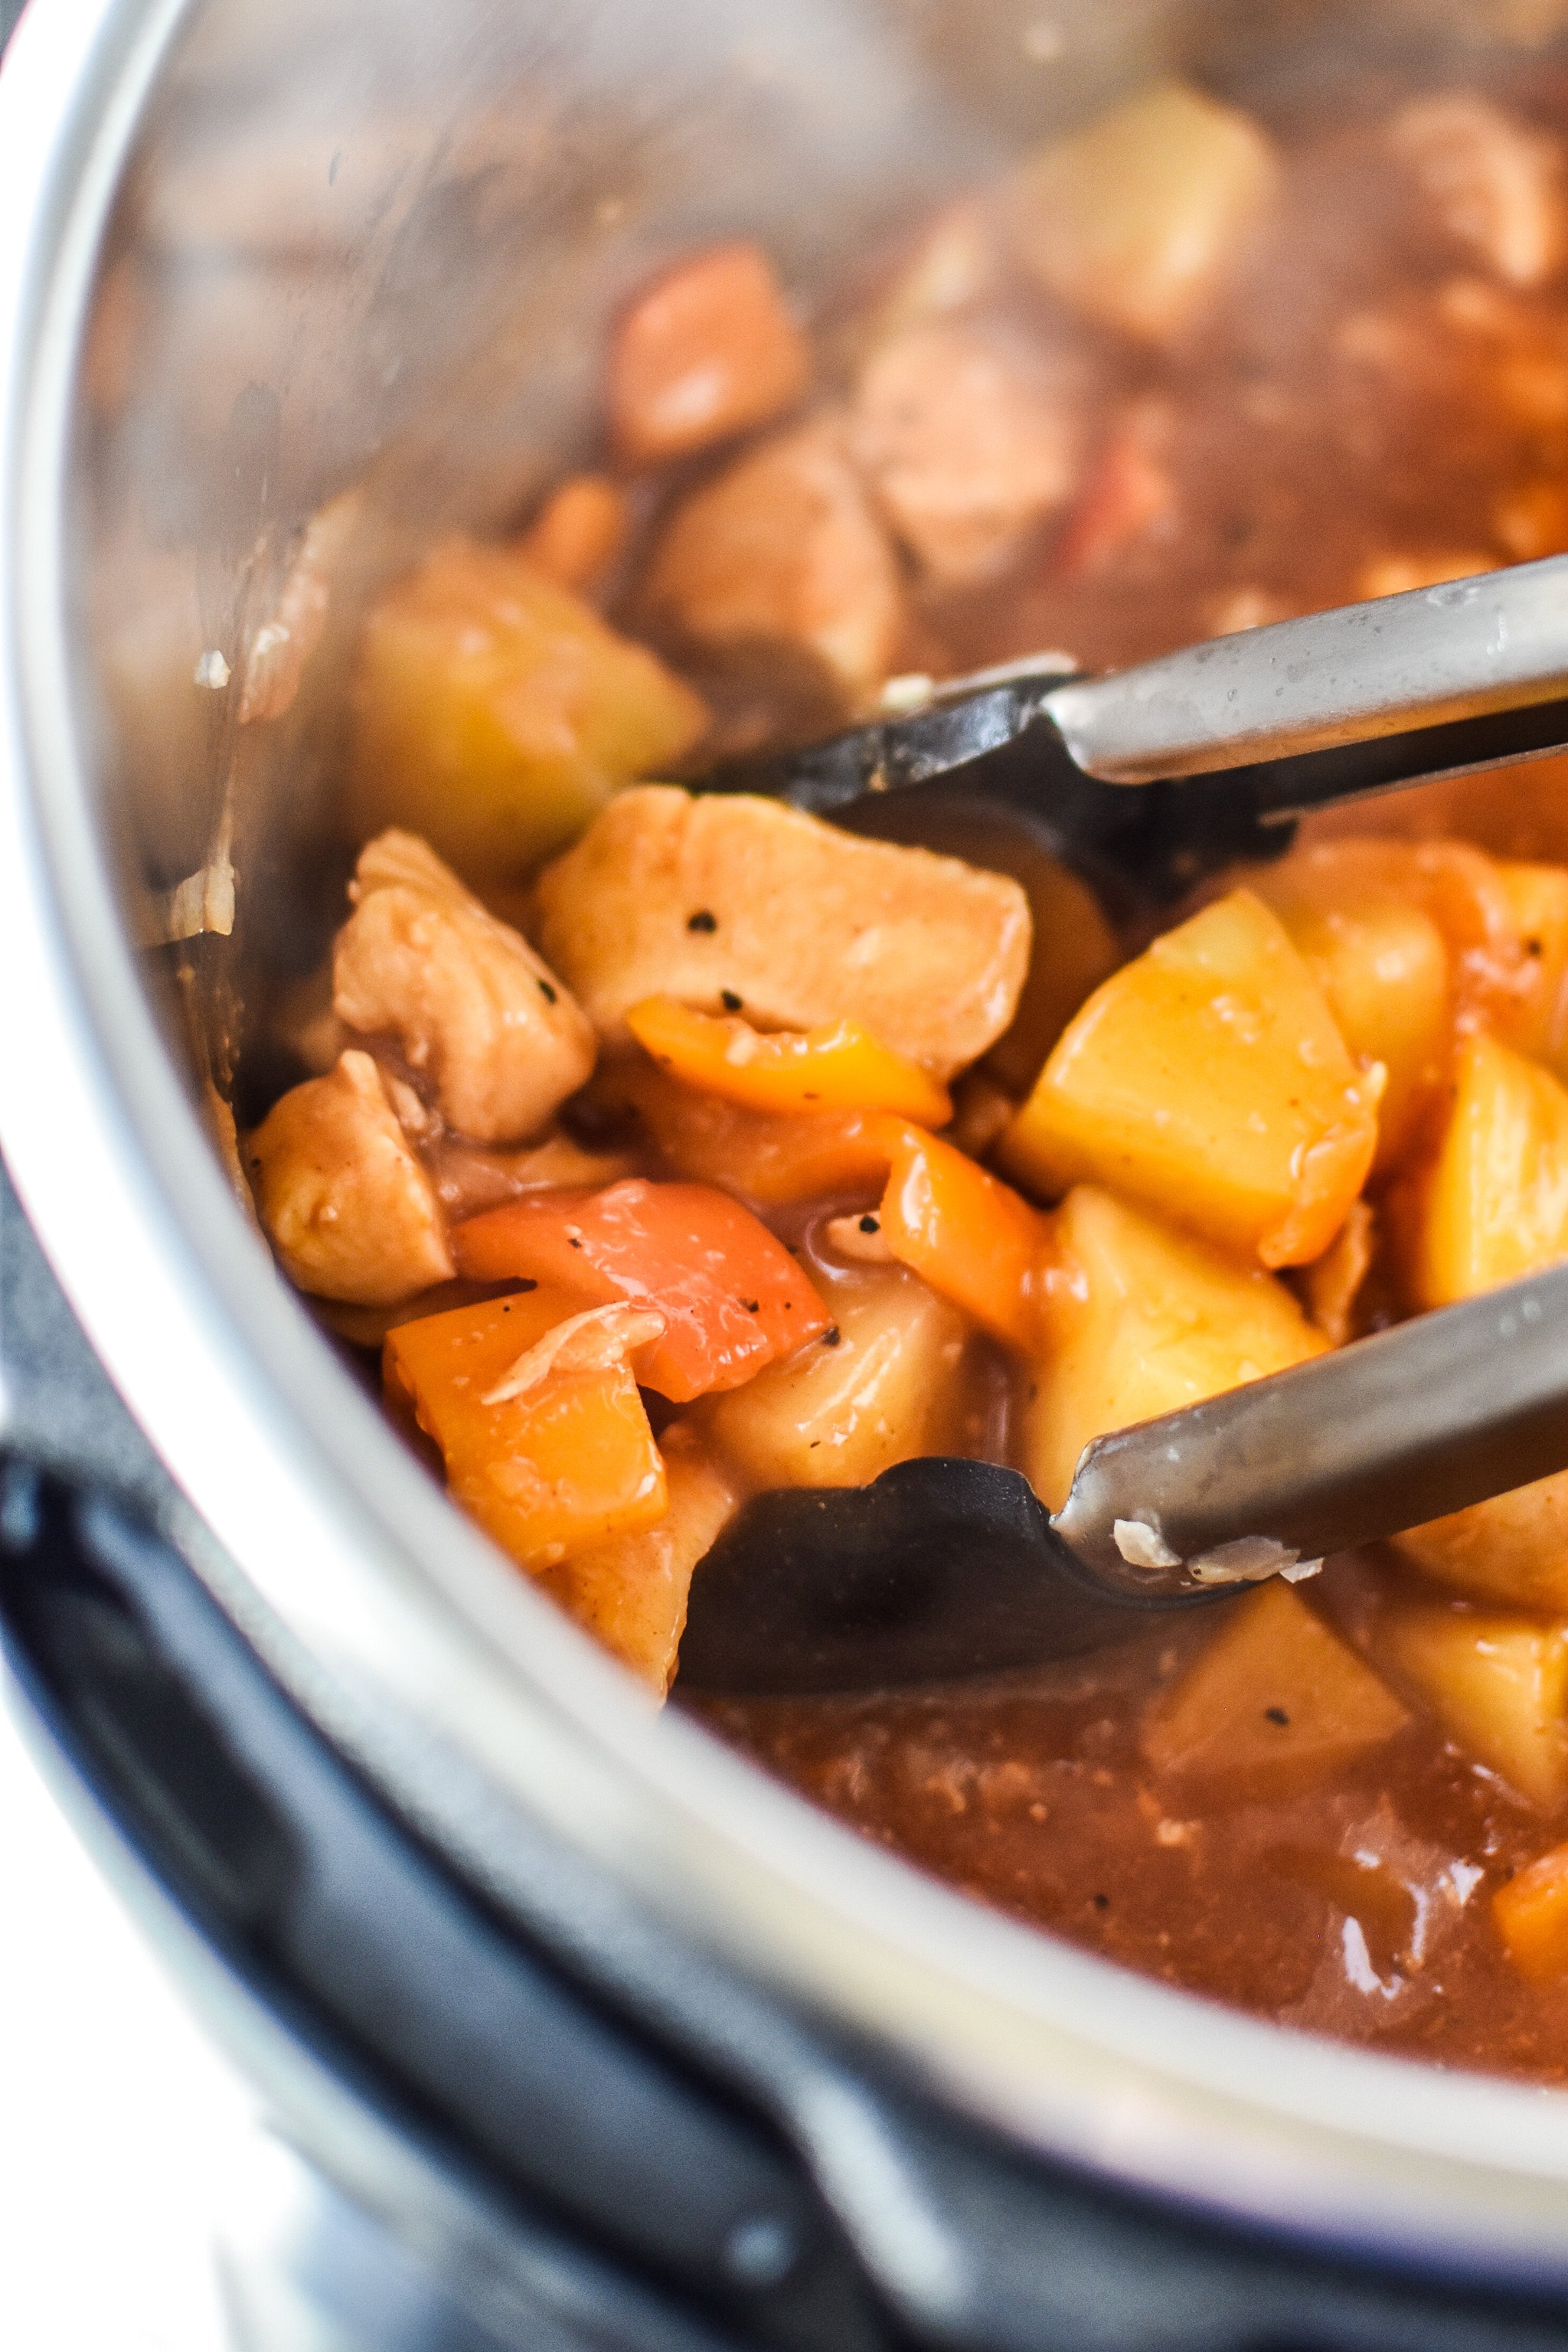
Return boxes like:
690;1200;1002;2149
14;2;1568;2344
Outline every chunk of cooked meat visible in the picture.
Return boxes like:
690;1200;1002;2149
533;786;1031;1080
609;241;811;466
639;416;903;702
247;1050;455;1305
1390;93;1566;289
849;322;1083;584
333;830;596;1144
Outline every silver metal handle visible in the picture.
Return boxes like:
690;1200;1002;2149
1052;1258;1568;1582
1044;556;1568;783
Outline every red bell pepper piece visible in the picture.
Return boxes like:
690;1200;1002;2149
452;1178;828;1401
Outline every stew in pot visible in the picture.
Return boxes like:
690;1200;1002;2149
238;59;1568;2079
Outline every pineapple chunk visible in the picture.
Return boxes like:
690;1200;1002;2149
1494;1841;1568;1979
1253;858;1450;1175
1005;83;1279;344
541;1429;737;1697
1024;1185;1327;1512
1493;858;1568;1074
346;536;708;884
1000;890;1380;1268
1370;1593;1568;1809
701;1264;966;1489
1396;1470;1568;1613
1142;1581;1409;1797
1407;1031;1568;1308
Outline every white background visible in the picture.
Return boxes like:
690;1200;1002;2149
0;1671;250;2350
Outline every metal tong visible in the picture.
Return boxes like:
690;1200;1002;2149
677;557;1568;1696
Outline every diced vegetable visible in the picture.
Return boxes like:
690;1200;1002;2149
848;322;1083;585
1142;1581;1409;1797
701;1263;967;1488
1024;1184;1327;1511
639;417;904;701
858;198;1004;351
247;1050;455;1305
1390;93;1566;289
1395;1469;1568;1612
612;1060;895;1204
1370;1593;1568;1809
1492;858;1568;1073
1406;1031;1568;1308
516;475;630;595
875;1123;1045;1353
347;536;708;884
384;1289;667;1572
534;786;1031;1079
1256;853;1450;1174
332;830;596;1144
452;1177;828;1400
1006;82;1278;343
626;997;951;1124
1494;1841;1568;1978
1301;1201;1375;1347
541;1427;738;1696
1001;889;1380;1267
609;242;810;466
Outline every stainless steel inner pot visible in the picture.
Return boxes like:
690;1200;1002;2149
11;0;1568;2326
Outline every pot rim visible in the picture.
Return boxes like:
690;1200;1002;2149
7;0;1568;2291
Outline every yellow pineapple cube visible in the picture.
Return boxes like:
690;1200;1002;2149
1142;1580;1408;1797
1370;1592;1568;1810
1407;1030;1568;1308
1396;1470;1568;1614
347;536;708;884
1000;890;1380;1267
1254;854;1450;1176
1024;1184;1328;1512
1494;858;1568;1074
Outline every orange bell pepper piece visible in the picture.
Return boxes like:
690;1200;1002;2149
625;996;952;1125
875;1123;1047;1353
452;1178;829;1401
384;1289;668;1573
614;1058;896;1204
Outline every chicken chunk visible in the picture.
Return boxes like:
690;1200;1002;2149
333;831;596;1144
1390;93;1566;289
247;1050;455;1305
533;786;1031;1080
609;241;811;466
639;416;903;703
849;322;1083;586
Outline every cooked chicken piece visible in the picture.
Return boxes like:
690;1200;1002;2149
1390;93;1566;289
850;322;1083;585
609;241;811;466
247;1050;455;1305
639;416;903;702
534;786;1031;1080
333;830;596;1143
540;1427;739;1695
